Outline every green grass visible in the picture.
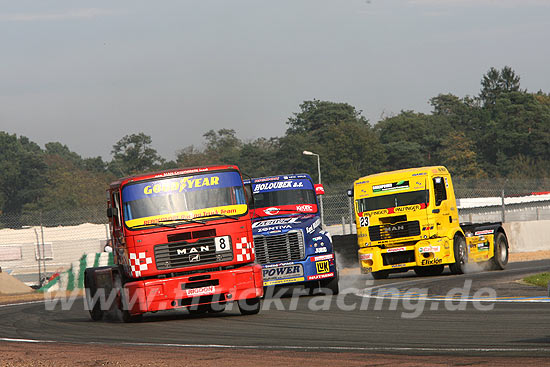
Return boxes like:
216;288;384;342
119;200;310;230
523;273;550;288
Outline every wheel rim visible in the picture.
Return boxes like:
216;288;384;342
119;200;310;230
499;239;507;261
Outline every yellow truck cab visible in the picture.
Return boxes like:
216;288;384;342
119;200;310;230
350;166;509;279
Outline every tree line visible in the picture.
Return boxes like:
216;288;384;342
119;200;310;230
1;66;549;222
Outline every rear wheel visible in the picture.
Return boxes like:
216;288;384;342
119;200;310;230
490;232;509;270
449;235;467;275
238;297;261;315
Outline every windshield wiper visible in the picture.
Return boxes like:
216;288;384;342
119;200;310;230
194;213;240;221
157;218;205;225
129;222;178;229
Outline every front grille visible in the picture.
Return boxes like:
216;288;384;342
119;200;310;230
369;221;420;241
253;231;305;265
155;238;233;270
382;250;416;265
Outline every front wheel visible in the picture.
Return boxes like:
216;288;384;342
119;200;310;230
371;270;389;280
238;297;261;315
320;271;340;295
414;265;444;277
84;270;103;321
489;232;509;270
449;235;467;275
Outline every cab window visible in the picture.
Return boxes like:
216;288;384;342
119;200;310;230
433;177;447;206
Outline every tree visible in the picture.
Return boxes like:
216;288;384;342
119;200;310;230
109;133;165;175
0;132;47;219
286;99;368;135
480;66;521;107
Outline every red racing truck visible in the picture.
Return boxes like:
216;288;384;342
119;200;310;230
85;165;263;322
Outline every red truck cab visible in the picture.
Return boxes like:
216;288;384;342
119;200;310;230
85;165;263;321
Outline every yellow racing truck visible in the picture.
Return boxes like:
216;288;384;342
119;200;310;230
349;166;509;279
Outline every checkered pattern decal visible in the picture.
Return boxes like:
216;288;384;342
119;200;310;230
129;252;153;277
235;237;255;262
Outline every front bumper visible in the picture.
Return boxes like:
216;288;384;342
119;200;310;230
261;253;337;286
124;264;263;315
358;238;454;274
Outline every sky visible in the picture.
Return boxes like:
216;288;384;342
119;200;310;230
1;0;549;161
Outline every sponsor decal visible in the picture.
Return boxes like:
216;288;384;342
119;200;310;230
262;264;304;280
310;254;334;262
421;258;443;266
359;253;373;261
363;209;389;217
477;242;490;251
263;277;305;286
312;236;323;241
254;181;292;192
314;247;327;254
372;180;409;193
185;285;216;297
391;263;407;268
296;204;314;212
255;225;293;233
306;218;321;234
307;272;334;281
387;247;407;253
264;261;293;268
264;207;280;215
394;204;421;212
316;260;330;274
252;217;299;228
475;229;494;236
419;246;440;253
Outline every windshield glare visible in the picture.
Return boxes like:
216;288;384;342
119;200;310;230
254;189;317;208
122;171;247;227
357;190;428;212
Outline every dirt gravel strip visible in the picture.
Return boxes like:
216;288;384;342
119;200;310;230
1;341;550;367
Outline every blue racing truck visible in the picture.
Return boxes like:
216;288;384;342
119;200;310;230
244;174;339;294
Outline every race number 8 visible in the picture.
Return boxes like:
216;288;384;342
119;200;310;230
215;236;231;252
359;216;369;227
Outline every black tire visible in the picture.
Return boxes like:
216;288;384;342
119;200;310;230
238;297;261;315
490;232;509;270
320;271;339;295
449;235;467;275
414;264;444;276
113;272;142;323
84;269;103;321
371;270;389;280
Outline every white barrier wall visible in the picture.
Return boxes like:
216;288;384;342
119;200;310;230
503;220;550;253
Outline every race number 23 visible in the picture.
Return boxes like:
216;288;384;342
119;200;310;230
359;216;369;227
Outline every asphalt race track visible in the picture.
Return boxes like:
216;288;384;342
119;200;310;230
1;260;550;357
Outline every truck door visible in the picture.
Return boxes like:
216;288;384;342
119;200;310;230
432;176;452;232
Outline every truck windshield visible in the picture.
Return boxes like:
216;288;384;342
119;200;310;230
121;170;247;228
357;190;428;213
254;189;317;208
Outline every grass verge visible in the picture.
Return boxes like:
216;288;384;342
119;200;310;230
523;273;550;288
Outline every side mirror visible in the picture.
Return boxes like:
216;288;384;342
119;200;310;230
347;189;353;197
314;184;325;195
244;183;255;208
106;207;117;218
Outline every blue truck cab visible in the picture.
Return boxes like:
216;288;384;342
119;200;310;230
244;174;339;294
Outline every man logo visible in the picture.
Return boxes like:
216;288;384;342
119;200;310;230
189;254;200;262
